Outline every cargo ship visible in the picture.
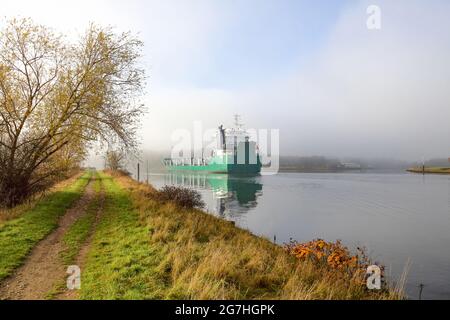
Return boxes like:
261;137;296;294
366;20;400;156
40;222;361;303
163;116;262;174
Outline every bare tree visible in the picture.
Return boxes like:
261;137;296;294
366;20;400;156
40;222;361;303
105;149;127;171
0;18;145;207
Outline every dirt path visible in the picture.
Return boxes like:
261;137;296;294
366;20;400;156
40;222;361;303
0;178;95;300
57;185;105;300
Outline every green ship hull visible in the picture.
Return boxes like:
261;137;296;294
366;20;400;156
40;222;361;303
165;141;262;174
167;163;261;174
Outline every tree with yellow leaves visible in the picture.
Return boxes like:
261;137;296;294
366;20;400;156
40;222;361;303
0;18;145;207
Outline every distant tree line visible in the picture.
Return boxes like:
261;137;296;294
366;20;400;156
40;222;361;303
424;158;450;167
280;156;342;171
279;156;418;172
0;18;145;207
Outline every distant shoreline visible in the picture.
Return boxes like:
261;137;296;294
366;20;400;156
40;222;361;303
278;167;371;173
407;167;450;175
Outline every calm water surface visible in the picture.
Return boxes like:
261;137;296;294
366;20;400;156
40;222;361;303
147;171;450;299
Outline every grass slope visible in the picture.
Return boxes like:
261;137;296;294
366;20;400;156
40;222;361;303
80;172;164;299
0;171;92;281
81;172;400;300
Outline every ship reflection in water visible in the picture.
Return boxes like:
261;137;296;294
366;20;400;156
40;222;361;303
163;172;263;220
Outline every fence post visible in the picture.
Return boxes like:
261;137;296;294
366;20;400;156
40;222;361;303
137;162;140;182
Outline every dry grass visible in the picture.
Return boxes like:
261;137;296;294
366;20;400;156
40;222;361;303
111;172;403;300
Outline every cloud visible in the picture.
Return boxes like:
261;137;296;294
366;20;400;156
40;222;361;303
139;0;450;160
3;0;449;160
1;0;223;85
227;0;450;159
141;87;234;151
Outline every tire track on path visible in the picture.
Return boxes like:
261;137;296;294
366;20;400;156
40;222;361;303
0;176;95;300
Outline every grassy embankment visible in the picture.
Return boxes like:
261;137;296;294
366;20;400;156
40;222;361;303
407;167;450;174
80;171;402;300
0;171;92;281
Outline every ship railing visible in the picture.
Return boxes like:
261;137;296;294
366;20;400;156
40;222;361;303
164;158;210;166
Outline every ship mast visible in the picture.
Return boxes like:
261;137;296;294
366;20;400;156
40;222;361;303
218;125;226;151
234;114;244;130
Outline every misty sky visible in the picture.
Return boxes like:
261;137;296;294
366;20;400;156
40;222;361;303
3;0;450;160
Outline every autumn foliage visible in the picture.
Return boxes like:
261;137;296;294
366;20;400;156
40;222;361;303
0;18;144;207
285;239;383;287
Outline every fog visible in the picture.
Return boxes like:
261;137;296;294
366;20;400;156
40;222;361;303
3;0;450;162
138;0;450;161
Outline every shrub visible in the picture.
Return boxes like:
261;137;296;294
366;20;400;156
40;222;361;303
155;186;205;210
285;239;385;287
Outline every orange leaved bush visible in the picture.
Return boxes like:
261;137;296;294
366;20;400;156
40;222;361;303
285;239;384;286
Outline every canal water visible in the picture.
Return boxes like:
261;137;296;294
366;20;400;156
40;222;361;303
147;171;450;300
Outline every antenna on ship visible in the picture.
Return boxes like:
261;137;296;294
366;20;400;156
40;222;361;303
234;114;244;129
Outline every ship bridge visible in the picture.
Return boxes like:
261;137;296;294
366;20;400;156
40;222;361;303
216;115;255;155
